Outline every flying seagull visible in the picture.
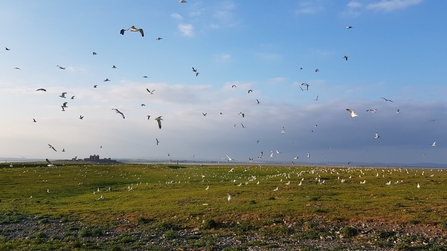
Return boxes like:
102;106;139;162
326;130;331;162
381;97;393;102
202;113;207;116
192;67;197;73
60;92;67;98
343;55;348;61
104;78;110;82
301;83;309;90
147;115;151;120
375;132;380;139
256;99;260;104
79;115;84;120
33;118;36;122
36;88;46;92
71;95;75;99
431;141;436;147
62;102;68;108
231;84;237;88
180;0;187;3
238;112;245;118
248;89;253;93
120;26;144;37
346;109;358;118
14;67;21;70
155;116;163;129
56;65;65;70
5;47;10;50
46;159;56;167
156;138;160;145
146;88;155;94
258;151;264;159
48;144;57;152
346;25;353;29
112;108;125;119
156;37;162;40
281;127;285;134
112;65;117;69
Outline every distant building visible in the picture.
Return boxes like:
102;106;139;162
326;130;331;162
83;154;118;163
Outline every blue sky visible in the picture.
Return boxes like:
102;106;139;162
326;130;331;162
1;0;446;165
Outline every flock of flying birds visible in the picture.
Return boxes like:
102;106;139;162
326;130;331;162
4;2;439;165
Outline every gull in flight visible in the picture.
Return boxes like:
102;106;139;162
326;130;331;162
120;26;144;37
147;115;151;120
180;0;187;2
315;95;319;101
14;67;21;70
241;123;246;128
93;52;97;55
431;141;436;147
46;159;56;167
375;132;380;139
71;95;75;99
238;112;245;118
346;109;358;118
202;113;207;116
315;69;319;72
248;89;253;93
146;88;155;94
346;25;353;29
256;99;260;104
33;118;36;122
60;92;67;98
156;37;162;40
112;109;125;119
258;151;263;159
112;65;117;69
226;155;233;161
366;109;377;113
281;127;285;134
156;138;160;145
301;83;309;90
381;97;393;102
48;144;57;152
36;88;46;92
307;152;310;158
192;67;197;73
231;84;237;88
61;102;67;111
343;55;348;61
57;65;65;70
5;47;10;50
104;78;110;82
155;116;163;129
397;109;400;114
79;115;84;120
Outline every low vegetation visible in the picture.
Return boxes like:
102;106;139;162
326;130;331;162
1;162;447;249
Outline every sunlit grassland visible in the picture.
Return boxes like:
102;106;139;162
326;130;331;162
1;162;447;228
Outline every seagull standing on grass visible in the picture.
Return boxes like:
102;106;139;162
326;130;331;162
112;109;125;119
227;194;232;202
346;109;358;118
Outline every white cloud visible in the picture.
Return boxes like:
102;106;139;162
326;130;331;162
366;0;423;12
256;53;283;61
178;23;194;37
296;1;324;15
347;1;363;8
215;53;231;62
171;13;183;20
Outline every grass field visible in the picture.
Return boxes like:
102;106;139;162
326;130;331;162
1;162;447;250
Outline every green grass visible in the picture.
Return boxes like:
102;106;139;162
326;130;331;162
1;163;447;249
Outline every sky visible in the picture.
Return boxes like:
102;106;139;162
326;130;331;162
1;0;446;165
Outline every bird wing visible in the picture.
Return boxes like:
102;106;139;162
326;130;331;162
120;29;125;35
139;29;144;37
157;119;162;129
